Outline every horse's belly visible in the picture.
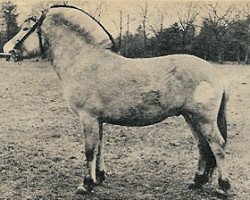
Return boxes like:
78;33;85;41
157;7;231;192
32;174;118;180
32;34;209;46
103;105;180;127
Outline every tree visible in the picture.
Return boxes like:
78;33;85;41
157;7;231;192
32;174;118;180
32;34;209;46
124;14;130;56
156;22;183;56
118;11;123;50
194;20;218;60
241;3;250;63
1;1;19;41
120;25;144;58
200;3;240;63
139;2;149;57
148;9;165;56
177;2;198;54
227;17;250;63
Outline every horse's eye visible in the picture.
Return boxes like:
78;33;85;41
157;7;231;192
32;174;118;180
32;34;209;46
23;27;29;31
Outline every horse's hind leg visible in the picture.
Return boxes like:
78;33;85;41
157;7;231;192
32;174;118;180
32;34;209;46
183;113;216;188
95;122;106;185
76;111;99;194
199;121;231;192
188;112;231;192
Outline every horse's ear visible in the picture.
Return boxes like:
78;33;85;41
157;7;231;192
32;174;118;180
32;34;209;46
38;8;49;22
41;8;49;17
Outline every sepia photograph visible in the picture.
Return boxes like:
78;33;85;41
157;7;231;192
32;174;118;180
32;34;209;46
0;0;249;199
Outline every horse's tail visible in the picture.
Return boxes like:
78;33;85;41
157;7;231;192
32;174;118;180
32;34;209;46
217;90;228;146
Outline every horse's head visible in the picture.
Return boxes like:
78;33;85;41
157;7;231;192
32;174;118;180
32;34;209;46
7;5;117;60
3;13;46;61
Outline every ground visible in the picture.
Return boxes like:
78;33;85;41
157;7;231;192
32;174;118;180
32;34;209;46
0;59;249;200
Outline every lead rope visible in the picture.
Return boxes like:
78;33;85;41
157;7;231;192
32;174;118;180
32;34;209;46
9;49;23;64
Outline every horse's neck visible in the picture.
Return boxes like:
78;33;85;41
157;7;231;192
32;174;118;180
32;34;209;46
46;25;97;77
47;26;94;59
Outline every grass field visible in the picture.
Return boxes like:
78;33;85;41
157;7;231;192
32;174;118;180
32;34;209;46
0;59;249;200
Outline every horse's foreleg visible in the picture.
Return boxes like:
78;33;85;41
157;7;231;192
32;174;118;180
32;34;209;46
96;122;106;185
76;111;99;194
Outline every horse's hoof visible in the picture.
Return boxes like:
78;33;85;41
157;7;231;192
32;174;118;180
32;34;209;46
76;183;94;195
218;178;231;192
215;188;235;198
188;183;202;190
76;184;88;195
193;173;209;186
189;173;209;190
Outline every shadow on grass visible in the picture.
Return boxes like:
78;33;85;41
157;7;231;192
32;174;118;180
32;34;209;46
71;173;234;200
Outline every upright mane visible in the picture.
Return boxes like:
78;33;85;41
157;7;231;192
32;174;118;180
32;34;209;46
50;13;96;45
46;6;116;51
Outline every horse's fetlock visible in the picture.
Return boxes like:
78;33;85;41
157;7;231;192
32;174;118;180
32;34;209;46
96;169;105;183
215;150;225;159
85;149;94;161
83;126;93;134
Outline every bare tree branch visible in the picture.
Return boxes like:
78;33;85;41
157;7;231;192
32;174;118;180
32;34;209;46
178;2;198;31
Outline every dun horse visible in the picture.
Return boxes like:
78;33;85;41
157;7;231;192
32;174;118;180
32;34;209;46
9;5;231;194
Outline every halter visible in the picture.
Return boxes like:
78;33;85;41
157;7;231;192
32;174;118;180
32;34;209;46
14;5;117;54
7;12;46;62
16;12;46;47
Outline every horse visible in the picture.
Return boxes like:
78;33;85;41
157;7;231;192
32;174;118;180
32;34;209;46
9;5;231;195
